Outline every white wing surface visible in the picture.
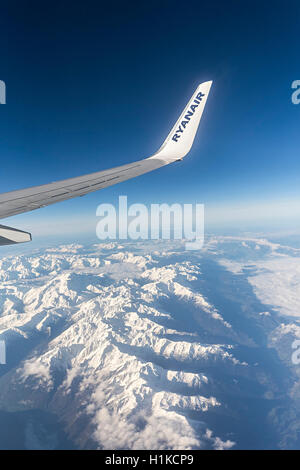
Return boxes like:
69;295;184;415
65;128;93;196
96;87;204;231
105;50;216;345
0;81;212;244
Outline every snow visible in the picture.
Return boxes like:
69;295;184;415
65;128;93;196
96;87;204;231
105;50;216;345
3;234;300;449
0;241;238;449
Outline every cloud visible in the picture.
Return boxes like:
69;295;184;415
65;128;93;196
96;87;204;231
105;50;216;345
90;397;235;450
90;390;202;450
21;358;52;384
87;380;228;450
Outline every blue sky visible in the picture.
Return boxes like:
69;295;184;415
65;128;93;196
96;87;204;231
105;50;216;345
0;0;299;240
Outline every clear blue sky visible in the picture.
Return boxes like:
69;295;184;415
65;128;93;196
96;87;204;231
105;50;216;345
0;0;299;238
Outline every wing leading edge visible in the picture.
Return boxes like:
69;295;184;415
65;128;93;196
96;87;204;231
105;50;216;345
0;81;212;244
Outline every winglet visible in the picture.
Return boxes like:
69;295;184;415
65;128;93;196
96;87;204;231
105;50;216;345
150;81;212;163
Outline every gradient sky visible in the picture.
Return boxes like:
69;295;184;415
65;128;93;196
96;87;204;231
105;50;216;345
0;0;299;240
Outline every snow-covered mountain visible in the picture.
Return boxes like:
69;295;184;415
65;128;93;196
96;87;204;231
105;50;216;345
0;237;300;449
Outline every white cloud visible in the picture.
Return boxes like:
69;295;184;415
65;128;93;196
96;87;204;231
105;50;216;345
21;359;52;384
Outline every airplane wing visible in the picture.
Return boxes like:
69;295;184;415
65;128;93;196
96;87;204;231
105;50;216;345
0;80;212;245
